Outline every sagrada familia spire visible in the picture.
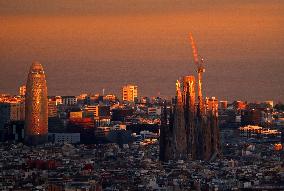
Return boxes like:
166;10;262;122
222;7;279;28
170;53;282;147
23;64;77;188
159;34;221;161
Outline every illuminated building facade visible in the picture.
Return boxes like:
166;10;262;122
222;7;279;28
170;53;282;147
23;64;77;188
84;105;110;118
25;62;48;145
103;94;117;102
122;84;138;102
48;98;58;118
219;100;228;111
19;85;26;97
233;101;247;111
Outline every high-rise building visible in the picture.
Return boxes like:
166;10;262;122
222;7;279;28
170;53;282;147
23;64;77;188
25;62;48;145
84;105;110;118
122;85;138;102
62;96;77;105
48;98;58;118
19;85;26;97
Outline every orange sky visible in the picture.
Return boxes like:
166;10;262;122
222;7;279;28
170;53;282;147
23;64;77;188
0;1;284;101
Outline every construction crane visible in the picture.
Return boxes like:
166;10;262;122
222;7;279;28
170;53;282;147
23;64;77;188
189;33;205;114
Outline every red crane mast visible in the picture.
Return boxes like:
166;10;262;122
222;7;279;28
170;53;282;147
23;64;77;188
189;33;205;114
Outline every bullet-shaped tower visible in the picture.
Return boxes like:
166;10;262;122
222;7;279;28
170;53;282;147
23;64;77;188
25;62;48;145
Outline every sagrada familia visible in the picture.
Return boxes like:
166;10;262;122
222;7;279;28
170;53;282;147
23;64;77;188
159;34;221;161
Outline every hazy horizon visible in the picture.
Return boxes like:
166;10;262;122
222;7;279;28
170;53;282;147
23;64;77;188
0;0;284;102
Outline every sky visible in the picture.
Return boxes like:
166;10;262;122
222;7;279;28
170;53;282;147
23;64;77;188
0;0;283;102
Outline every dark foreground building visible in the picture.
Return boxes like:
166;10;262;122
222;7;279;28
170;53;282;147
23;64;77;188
25;62;48;145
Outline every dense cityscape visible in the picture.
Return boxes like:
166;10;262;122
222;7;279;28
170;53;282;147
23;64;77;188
0;47;283;190
1;1;284;190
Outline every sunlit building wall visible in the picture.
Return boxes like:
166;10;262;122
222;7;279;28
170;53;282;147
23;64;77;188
122;84;138;102
84;105;110;118
103;94;117;102
234;101;247;110
219;101;228;110
264;101;274;108
19;85;26;97
70;111;83;120
205;97;218;113
48;99;58;118
10;102;25;121
54;96;63;105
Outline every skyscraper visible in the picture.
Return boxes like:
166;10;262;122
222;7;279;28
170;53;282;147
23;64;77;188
25;62;48;145
122;84;138;102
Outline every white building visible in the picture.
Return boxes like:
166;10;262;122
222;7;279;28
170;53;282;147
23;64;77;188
62;96;77;106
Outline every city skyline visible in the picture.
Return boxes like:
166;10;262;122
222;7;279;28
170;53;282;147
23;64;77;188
0;1;283;190
0;1;283;102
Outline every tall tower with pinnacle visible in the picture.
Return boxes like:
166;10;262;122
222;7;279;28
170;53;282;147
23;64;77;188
159;34;221;162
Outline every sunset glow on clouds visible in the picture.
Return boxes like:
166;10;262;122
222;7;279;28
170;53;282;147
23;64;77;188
0;0;283;101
